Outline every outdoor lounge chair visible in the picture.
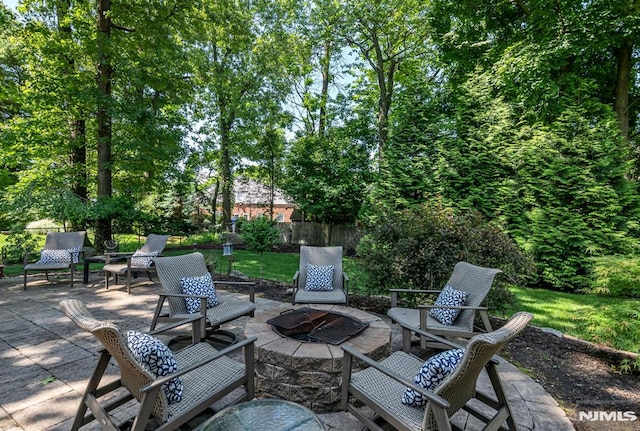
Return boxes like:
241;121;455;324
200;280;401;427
292;245;349;306
59;298;255;431
102;233;170;294
23;230;86;290
150;252;256;344
387;261;502;351
341;311;533;431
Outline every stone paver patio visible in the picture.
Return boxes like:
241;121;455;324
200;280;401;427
0;272;575;431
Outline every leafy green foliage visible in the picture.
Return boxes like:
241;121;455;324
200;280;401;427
282;133;372;224
357;201;533;312
240;217;281;282
241;217;281;255
1;231;39;263
589;255;640;298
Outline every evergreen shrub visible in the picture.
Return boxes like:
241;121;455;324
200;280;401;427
357;201;533;312
589;255;640;298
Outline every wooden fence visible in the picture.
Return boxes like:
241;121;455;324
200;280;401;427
276;222;362;250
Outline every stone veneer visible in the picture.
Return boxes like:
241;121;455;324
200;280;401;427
244;304;391;413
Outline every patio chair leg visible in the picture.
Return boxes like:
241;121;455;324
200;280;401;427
23;270;27;290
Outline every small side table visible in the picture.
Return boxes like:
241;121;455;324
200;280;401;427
197;399;325;431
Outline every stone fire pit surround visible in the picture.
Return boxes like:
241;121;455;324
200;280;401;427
244;304;391;413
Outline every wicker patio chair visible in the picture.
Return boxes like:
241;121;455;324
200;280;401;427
292;245;349;306
341;311;533;431
150;252;256;344
102;233;170;294
387;261;502;351
23;231;86;290
60;298;255;431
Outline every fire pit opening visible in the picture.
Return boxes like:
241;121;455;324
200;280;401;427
267;308;369;345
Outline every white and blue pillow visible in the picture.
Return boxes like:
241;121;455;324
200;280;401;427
180;274;218;314
304;264;334;291
125;330;183;404
429;285;469;326
402;348;465;407
38;249;73;264
131;249;159;268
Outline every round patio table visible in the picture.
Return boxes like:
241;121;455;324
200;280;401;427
197;399;325;431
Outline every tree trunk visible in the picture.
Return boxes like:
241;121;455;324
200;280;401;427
318;40;330;138
96;0;113;251
220;118;233;231
615;38;632;140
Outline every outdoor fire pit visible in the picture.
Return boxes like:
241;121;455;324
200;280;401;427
244;304;391;413
267;308;369;345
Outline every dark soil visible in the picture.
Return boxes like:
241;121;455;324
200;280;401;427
221;273;640;430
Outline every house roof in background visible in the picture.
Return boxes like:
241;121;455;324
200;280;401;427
234;177;292;206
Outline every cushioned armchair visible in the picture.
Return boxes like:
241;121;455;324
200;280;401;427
150;252;256;344
23;231;86;290
292;245;349;306
387;261;502;351
59;298;255;431
103;233;170;294
341;312;533;431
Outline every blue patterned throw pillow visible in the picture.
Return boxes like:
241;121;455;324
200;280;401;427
429;285;469;326
402;348;465;407
38;249;72;264
130;249;159;268
180;274;218;313
304;264;334;291
68;247;82;263
126;330;183;404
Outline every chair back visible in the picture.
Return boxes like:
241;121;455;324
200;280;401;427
426;311;533;428
59;299;169;419
445;261;502;331
43;231;86;250
140;234;170;254
155;252;209;316
298;245;344;291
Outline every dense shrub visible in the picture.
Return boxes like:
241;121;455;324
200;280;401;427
589;255;640;298
2;231;40;263
357;201;533;312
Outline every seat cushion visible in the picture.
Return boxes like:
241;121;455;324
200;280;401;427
131;249;160;267
126;330;183;404
304;264;334;291
429;285;469;326
402;348;465;407
180;274;218;313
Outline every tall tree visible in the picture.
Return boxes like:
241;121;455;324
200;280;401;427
189;0;298;230
339;0;432;159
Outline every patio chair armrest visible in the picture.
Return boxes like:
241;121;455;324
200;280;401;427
398;322;467;350
341;345;450;410
142;336;257;391
293;270;300;286
390;289;441;307
23;251;38;265
148;313;205;336
417;304;488;311
214;280;255;303
389;289;441;294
